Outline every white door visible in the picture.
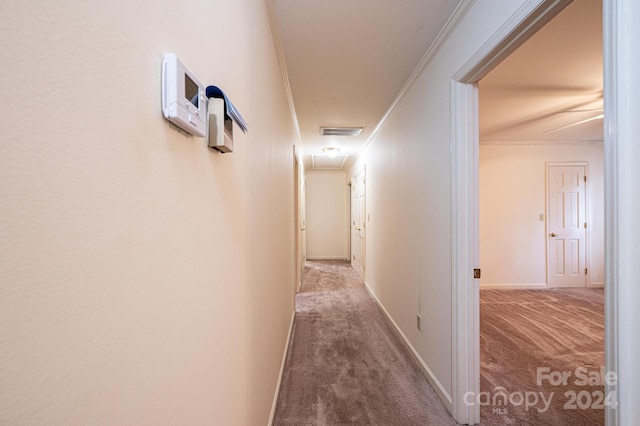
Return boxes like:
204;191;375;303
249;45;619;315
301;176;307;273
547;164;587;288
294;150;304;293
351;169;366;280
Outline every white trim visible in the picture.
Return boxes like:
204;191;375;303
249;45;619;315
588;282;605;289
480;283;548;290
601;0;639;423
363;282;452;411
346;0;477;171
450;80;480;425
480;140;604;146
603;1;619;424
306;256;349;261
268;311;296;426
602;1;617;421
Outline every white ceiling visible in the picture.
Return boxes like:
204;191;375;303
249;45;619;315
272;0;602;171
479;0;602;142
274;0;462;170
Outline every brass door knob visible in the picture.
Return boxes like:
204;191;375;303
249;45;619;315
550;233;558;237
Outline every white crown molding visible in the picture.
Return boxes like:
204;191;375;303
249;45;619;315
263;0;303;152
345;0;478;171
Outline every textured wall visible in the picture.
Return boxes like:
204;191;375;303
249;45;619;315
0;0;297;424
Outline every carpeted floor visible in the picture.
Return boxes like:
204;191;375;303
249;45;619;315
480;288;605;425
273;260;606;425
273;260;456;425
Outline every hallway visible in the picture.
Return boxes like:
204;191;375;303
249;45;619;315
273;260;454;425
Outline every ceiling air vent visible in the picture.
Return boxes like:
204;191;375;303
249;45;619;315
320;127;363;137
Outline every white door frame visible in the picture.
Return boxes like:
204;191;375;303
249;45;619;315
603;0;640;424
449;0;596;423
293;145;303;293
451;0;636;423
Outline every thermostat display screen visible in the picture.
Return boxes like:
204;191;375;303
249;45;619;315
185;74;199;108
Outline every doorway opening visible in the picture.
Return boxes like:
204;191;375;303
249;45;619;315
293;146;306;294
350;167;366;281
450;0;611;424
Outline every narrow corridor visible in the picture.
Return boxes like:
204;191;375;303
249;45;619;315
273;260;455;425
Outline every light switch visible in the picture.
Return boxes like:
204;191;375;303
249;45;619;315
539;213;545;221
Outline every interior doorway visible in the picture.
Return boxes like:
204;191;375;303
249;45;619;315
450;0;609;424
350;168;366;281
473;1;604;423
293;146;306;294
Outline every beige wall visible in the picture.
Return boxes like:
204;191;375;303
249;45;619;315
305;171;349;260
0;1;297;424
479;142;605;288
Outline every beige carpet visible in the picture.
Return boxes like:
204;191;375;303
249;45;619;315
273;260;455;425
273;261;606;425
480;288;605;425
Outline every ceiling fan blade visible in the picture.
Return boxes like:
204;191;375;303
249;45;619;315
544;114;604;134
556;108;604;113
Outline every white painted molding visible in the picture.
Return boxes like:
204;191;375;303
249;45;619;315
363;282;453;411
480;140;604;146
450;2;577;424
603;0;640;423
450;79;480;425
268;311;296;426
306;256;349;261
602;3;618;426
480;283;548;290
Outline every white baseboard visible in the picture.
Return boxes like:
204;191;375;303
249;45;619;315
480;283;548;290
363;282;453;412
588;282;605;288
306;256;349;261
268;311;296;426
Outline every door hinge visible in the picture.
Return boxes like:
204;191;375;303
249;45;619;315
584;223;587;229
473;269;481;279
584;175;587;183
585;268;588;275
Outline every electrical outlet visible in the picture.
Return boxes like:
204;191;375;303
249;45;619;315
416;314;421;331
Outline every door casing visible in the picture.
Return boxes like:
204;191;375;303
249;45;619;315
449;0;592;424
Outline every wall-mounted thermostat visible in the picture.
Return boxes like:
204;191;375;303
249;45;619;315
162;53;206;137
